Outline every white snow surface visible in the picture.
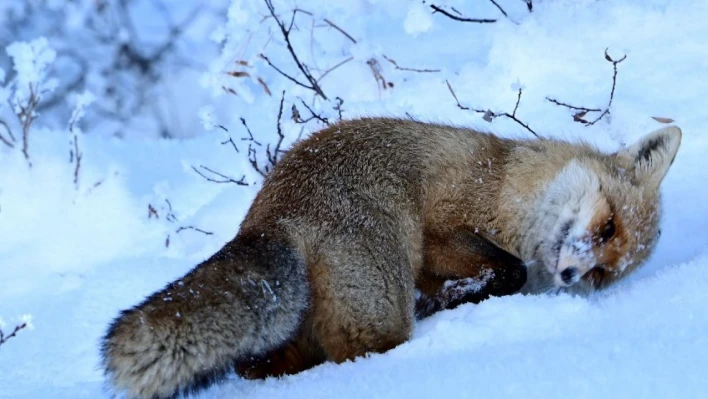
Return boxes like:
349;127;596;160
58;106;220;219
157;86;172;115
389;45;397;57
1;0;708;398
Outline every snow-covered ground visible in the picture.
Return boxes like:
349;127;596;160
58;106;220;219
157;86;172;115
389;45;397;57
1;0;707;398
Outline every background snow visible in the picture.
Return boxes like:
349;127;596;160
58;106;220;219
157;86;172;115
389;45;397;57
1;0;707;398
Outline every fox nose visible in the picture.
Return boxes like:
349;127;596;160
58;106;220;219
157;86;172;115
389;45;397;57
560;267;578;285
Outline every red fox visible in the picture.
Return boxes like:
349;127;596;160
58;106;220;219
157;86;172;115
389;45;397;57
102;118;681;399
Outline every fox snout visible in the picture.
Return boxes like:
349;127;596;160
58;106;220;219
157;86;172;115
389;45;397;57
558;267;580;286
553;257;585;288
551;240;598;288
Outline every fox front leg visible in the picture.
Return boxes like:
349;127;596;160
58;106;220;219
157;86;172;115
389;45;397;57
416;226;526;319
415;270;499;319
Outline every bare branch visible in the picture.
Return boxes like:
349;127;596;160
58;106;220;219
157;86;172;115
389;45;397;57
259;54;317;93
547;49;627;126
446;80;539;138
152;196;214;247
333;97;344;121
148;204;159;219
176;225;214;235
382;55;440;73
267;91;287;166
545;98;601;112
218;125;240;154
318;56;354;83
430;5;497;23
323;18;357;44
293;98;330;126
446;80;472;111
586;49;627;126
0;120;15;148
248;145;268;178
239;117;268;177
242;91;288;178
164;199;178;223
16;84;41;167
497;109;538;138
488;0;508;18
367;58;391;90
239;118;260;145
263;0;328;99
71;135;82;189
511;88;522;117
191;165;248;185
220;137;239;153
0;323;27;348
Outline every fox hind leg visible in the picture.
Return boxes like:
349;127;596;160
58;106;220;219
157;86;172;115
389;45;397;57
310;235;416;363
236;318;325;379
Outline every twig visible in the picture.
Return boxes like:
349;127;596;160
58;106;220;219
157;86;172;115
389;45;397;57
333;97;344;121
499;110;537;137
262;0;327;99
164;199;177;223
248;146;267;178
293;98;330;125
0;323;27;348
323;18;357;44
0;120;15;148
259;54;317;93
176;226;214;235
221;137;239;153
545;98;601;112
367;58;391;90
318;56;354;83
511;88;522;117
148;204;159;219
430;5;497;23
524;0;533;12
488;0;508;18
446;80;539;138
546;49;627;126
71;135;82;188
68;111;83;189
243;92;288;177
267;91;287;166
586;49;627;126
191;165;248;185
240;118;267;177
382;55;440;73
16;85;41;167
446;80;471;111
218;124;240;154
153;197;214;247
239;118;260;145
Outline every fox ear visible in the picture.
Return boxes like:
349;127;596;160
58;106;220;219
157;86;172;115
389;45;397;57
615;126;682;190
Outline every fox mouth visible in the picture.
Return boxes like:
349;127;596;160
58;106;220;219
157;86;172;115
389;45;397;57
582;266;606;288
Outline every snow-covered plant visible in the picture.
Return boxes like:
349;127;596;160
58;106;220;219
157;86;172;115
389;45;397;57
68;90;96;188
0;0;229;139
0;37;57;165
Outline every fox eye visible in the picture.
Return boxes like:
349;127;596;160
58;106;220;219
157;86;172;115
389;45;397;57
599;219;616;242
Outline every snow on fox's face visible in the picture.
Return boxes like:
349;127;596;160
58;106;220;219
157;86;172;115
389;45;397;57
534;126;681;291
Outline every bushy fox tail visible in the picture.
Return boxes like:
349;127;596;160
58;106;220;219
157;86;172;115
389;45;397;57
101;234;309;399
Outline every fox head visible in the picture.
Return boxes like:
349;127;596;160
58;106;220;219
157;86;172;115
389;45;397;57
525;126;682;293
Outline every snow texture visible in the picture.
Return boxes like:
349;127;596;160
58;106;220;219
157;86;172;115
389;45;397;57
1;0;707;398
